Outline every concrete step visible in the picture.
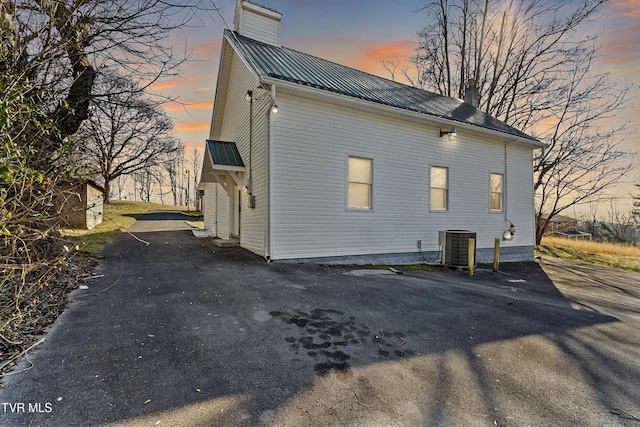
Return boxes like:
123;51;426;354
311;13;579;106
213;238;240;248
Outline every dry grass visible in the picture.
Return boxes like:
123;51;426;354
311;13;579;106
541;236;640;257
185;220;205;230
537;236;640;272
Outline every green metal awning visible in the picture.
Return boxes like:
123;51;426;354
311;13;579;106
206;140;245;170
199;140;246;188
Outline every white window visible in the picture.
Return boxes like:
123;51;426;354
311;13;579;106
348;157;372;209
430;166;448;210
490;173;504;212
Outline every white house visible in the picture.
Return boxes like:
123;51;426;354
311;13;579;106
199;0;544;264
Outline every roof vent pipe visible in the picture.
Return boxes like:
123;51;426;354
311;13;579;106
464;79;479;108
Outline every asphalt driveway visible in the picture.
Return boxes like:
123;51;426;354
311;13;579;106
1;211;639;426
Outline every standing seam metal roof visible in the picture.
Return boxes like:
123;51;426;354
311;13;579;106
206;140;245;168
225;29;538;142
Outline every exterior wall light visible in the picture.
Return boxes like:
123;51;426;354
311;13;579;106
271;104;279;115
503;221;516;241
440;127;457;141
244;90;253;102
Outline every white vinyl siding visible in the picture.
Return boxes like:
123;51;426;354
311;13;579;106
238;7;281;47
269;92;536;260
203;182;217;235
213;50;268;255
215;183;229;239
490;173;504;212
430;166;448;211
505;144;536;244
348;157;372;209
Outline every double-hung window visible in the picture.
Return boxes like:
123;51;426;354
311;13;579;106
430;166;448;211
490;173;504;212
348;157;373;209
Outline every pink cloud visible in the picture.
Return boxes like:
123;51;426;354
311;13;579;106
150;80;181;90
353;40;418;84
361;41;416;60
610;0;640;16
290;36;416;81
176;122;210;132
192;36;224;57
598;18;639;77
165;102;213;113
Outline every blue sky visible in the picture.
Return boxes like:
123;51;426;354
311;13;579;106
158;0;639;208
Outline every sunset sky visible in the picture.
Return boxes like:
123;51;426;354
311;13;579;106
156;0;639;211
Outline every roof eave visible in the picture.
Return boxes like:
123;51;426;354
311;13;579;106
262;76;544;149
210;32;262;141
224;30;262;83
209;38;232;140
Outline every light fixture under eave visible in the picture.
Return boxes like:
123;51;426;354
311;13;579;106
271;104;279;115
244;90;253;102
440;126;457;141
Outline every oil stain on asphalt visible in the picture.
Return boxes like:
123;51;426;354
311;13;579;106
270;308;415;375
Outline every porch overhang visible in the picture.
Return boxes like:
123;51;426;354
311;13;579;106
199;140;246;190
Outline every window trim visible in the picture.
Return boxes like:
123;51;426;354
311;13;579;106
347;156;373;211
490;172;504;212
430;165;449;212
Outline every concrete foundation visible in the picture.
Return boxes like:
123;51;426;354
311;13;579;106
273;245;534;265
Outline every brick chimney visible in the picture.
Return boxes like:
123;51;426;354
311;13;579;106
464;78;479;108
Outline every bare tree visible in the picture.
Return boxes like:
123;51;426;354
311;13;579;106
2;0;210;154
190;147;202;208
75;72;183;202
632;184;640;233
184;169;191;209
135;170;152;203
165;146;186;206
133;167;166;203
381;59;401;82
580;198;639;245
411;0;634;243
114;175;128;200
599;200;638;245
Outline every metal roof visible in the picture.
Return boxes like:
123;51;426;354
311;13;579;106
225;29;539;143
206;140;245;168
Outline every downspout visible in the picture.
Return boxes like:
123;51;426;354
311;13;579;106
505;143;509;225
248;91;253;195
264;84;276;261
214;184;218;236
504;141;516;241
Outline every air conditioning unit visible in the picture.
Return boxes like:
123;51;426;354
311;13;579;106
440;230;476;267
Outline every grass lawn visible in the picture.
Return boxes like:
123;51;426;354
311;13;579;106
62;201;201;254
537;236;640;273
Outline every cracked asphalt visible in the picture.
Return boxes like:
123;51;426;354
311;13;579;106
1;211;639;426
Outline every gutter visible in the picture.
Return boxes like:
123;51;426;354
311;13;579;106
261;76;545;149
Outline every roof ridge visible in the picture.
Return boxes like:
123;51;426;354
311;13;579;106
227;29;448;101
224;29;540;143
